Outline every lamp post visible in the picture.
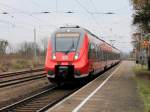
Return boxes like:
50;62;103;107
34;28;37;65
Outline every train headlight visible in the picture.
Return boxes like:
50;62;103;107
74;53;79;60
52;54;56;60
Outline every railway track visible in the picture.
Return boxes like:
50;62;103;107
0;68;46;88
0;67;44;78
0;85;78;112
0;64;119;112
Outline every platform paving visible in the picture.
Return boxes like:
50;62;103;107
48;61;144;112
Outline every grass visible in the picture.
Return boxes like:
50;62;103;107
133;64;149;73
133;64;150;112
0;57;45;72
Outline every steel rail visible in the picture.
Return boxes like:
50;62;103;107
0;85;57;112
0;69;46;88
0;74;46;88
0;67;44;78
0;85;78;112
0;63;120;112
0;72;45;83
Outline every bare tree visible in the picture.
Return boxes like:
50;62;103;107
0;39;9;56
40;38;48;57
18;41;40;58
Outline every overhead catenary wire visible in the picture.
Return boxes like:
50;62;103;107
89;0;98;12
29;0;54;15
75;0;99;25
0;2;57;27
0;1;58;38
75;0;104;38
30;0;43;9
75;0;91;14
0;19;14;26
0;19;34;32
0;2;40;24
56;0;58;12
0;18;51;38
88;0;111;36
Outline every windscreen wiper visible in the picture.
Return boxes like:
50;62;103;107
65;40;75;54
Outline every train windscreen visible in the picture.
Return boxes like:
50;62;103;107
55;33;80;53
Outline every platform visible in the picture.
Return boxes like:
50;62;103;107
48;61;143;112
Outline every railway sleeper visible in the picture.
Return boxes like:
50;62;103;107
14;108;38;112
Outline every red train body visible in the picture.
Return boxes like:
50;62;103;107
45;26;120;84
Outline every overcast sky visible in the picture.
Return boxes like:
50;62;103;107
0;0;133;53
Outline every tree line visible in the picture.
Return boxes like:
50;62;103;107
0;38;48;59
131;0;150;69
132;0;150;33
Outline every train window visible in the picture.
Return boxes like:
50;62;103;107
55;33;80;53
90;44;95;50
95;45;99;60
88;43;97;60
88;43;93;59
103;51;106;61
110;53;112;60
106;52;108;60
56;33;80;37
101;50;103;61
107;52;109;60
88;43;91;59
101;50;104;61
93;44;97;60
113;54;115;60
97;47;101;61
109;53;111;60
106;52;108;61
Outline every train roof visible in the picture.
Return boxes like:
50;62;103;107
58;25;120;53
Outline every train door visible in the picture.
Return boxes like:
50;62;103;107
88;43;96;73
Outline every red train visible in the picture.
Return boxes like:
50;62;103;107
45;26;120;85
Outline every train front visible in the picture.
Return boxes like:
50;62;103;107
45;27;89;84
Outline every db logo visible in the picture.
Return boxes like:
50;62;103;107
62;56;68;60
